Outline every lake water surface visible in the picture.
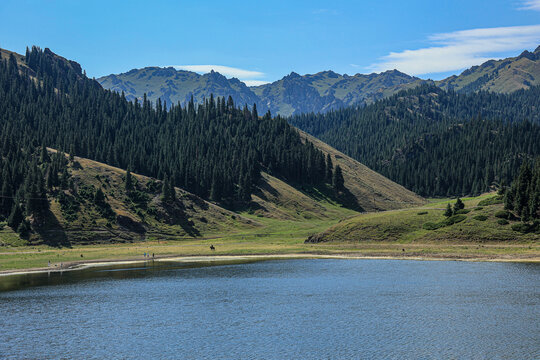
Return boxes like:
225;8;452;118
1;259;539;359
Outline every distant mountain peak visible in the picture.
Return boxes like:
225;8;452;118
382;69;414;78
318;70;339;77
285;71;301;79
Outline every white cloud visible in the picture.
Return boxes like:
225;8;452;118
172;64;266;86
242;80;269;86
173;65;264;79
520;0;540;11
368;25;540;76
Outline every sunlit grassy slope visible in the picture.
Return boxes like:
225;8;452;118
307;193;539;243
437;46;540;93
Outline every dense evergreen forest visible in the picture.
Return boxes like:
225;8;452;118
290;84;540;197
0;47;336;232
504;158;540;222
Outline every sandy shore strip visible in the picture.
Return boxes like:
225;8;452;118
1;252;539;277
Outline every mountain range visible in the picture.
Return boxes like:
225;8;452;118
98;46;540;116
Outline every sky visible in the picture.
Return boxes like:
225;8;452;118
0;0;539;84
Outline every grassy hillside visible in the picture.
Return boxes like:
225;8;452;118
12;151;259;246
298;130;425;211
437;46;540;93
306;193;539;244
0;141;426;254
0;149;366;248
0;48;26;67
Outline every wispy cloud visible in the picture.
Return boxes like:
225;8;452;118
367;24;540;76
172;64;266;86
173;65;264;79
242;80;269;86
519;0;540;11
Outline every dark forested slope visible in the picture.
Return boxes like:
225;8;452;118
290;84;540;197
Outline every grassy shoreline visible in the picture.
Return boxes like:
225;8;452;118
1;241;538;277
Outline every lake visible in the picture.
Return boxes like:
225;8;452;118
1;259;539;359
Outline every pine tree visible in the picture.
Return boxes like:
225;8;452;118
210;172;222;202
332;165;344;193
514;161;532;220
125;169;133;191
169;181;176;202
40;144;49;163
251;103;258;120
7;203;23;230
161;176;176;203
325;154;333;183
94;187;105;205
444;203;453;217
17;220;31;237
60;167;69;189
161;177;171;202
453;198;465;212
1;175;13;216
69;144;75;162
504;181;517;210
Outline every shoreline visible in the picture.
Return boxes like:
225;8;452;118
1;252;538;278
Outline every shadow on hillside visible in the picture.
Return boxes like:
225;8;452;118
34;209;70;247
178;216;201;237
162;200;202;238
336;187;364;212
299;184;364;212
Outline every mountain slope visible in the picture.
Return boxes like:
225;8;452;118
44;151;258;245
305;194;540;244
9;150;366;246
437;46;540;93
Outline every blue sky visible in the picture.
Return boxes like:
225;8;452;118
1;0;539;84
